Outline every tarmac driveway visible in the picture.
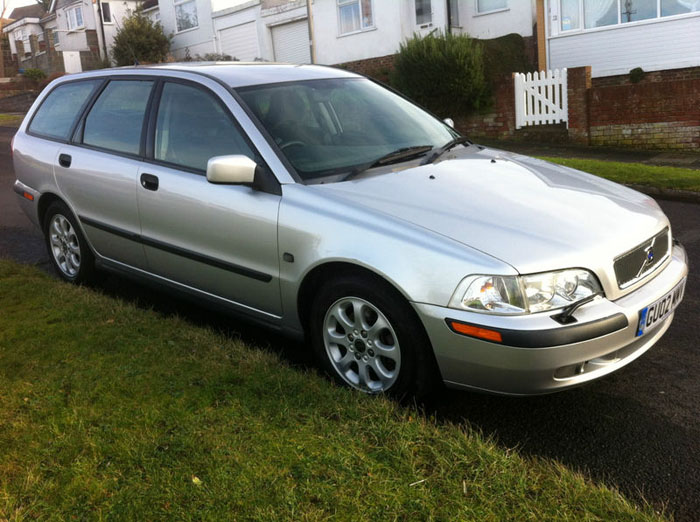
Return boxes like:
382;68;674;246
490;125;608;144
1;125;698;520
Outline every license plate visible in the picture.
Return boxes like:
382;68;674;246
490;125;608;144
636;278;686;337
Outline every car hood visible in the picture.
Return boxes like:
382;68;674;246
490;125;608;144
313;147;669;275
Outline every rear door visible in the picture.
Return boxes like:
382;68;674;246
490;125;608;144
136;79;282;316
55;78;155;269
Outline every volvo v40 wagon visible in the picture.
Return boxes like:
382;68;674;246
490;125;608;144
12;64;688;396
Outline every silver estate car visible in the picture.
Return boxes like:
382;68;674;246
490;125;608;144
12;63;688;397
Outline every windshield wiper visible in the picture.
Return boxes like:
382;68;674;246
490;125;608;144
341;145;433;182
420;136;472;165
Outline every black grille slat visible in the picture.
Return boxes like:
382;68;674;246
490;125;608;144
614;228;669;288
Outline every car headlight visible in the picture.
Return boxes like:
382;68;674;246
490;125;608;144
449;269;602;315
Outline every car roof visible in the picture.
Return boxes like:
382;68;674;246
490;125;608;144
67;62;362;88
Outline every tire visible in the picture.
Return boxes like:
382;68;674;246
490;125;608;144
43;200;97;284
309;272;438;398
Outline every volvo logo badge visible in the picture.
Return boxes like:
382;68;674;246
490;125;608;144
636;244;655;278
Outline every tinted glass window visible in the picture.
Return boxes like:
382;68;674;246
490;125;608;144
28;80;100;140
154;82;254;172
83;80;153;155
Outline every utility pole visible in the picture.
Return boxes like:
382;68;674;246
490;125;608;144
306;0;315;64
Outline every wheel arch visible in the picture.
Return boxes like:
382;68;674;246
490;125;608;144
296;261;413;333
37;192;66;229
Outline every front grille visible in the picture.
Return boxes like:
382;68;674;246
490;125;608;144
614;228;669;288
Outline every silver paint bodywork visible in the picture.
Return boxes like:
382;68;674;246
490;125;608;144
12;64;689;394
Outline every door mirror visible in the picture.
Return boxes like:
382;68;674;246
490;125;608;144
443;117;455;128
206;155;257;185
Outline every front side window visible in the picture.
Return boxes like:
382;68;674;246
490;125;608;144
83;80;153;155
67;7;84;30
415;0;432;24
560;0;581;29
52;29;60;46
338;0;373;34
477;0;508;13
29;80;100;140
238;78;456;182
154;82;254;172
174;0;198;32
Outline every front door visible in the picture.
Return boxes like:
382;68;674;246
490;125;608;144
137;80;282;316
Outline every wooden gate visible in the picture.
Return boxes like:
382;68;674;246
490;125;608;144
514;69;568;129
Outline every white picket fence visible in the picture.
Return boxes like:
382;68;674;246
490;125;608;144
514;69;568;129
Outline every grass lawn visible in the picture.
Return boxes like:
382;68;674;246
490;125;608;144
0;113;24;127
539;157;700;192
0;260;662;520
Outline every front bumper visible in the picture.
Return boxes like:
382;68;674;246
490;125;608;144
414;243;688;395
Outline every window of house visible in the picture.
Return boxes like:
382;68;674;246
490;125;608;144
415;0;432;24
449;0;460;26
28;80;100;140
83;80;154;155
67;6;84;30
662;0;700;16
52;29;60;47
477;0;508;13
154;82;254;172
620;0;657;22
174;0;198;32
101;2;112;23
584;0;617;27
337;0;373;35
560;0;581;29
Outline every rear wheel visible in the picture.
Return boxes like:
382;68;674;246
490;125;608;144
309;273;437;398
43;201;97;284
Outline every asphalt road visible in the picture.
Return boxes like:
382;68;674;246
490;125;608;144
1;125;698;520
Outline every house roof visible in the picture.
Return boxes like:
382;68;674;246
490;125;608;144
8;5;46;21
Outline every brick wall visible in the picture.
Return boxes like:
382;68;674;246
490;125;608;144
455;74;514;140
337;54;395;83
589;78;700;150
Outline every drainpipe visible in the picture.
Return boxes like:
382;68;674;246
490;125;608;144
95;0;108;62
306;0;315;64
445;0;451;33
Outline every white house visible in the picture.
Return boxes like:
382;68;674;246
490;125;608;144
154;0;538;63
3;0;138;74
151;0;699;78
544;0;700;77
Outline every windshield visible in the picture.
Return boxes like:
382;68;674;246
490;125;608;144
237;78;458;181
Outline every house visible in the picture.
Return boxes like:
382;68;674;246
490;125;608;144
543;0;700;77
3;0;138;74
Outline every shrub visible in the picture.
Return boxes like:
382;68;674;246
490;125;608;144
629;67;645;83
22;68;46;82
112;9;171;66
391;31;488;118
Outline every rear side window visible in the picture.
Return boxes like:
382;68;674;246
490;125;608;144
83;80;154;155
154;82;254;172
28;80;100;140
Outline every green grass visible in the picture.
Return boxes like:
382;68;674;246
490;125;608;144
0;113;24;127
540;157;700;192
0;260;663;520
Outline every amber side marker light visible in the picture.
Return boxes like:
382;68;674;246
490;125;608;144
22;192;34;201
448;320;503;343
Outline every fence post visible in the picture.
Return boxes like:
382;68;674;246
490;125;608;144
513;72;524;129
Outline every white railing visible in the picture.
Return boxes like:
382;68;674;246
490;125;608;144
514;69;568;129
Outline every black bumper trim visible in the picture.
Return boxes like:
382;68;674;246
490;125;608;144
445;313;629;348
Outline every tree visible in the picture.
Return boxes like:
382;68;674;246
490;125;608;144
111;9;171;66
35;0;51;13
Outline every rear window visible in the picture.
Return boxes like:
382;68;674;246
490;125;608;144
28;80;100;140
83;80;154;156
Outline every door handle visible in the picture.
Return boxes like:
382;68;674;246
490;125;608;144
140;173;159;191
58;154;72;168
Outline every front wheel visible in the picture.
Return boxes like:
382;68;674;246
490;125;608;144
309;273;438;398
